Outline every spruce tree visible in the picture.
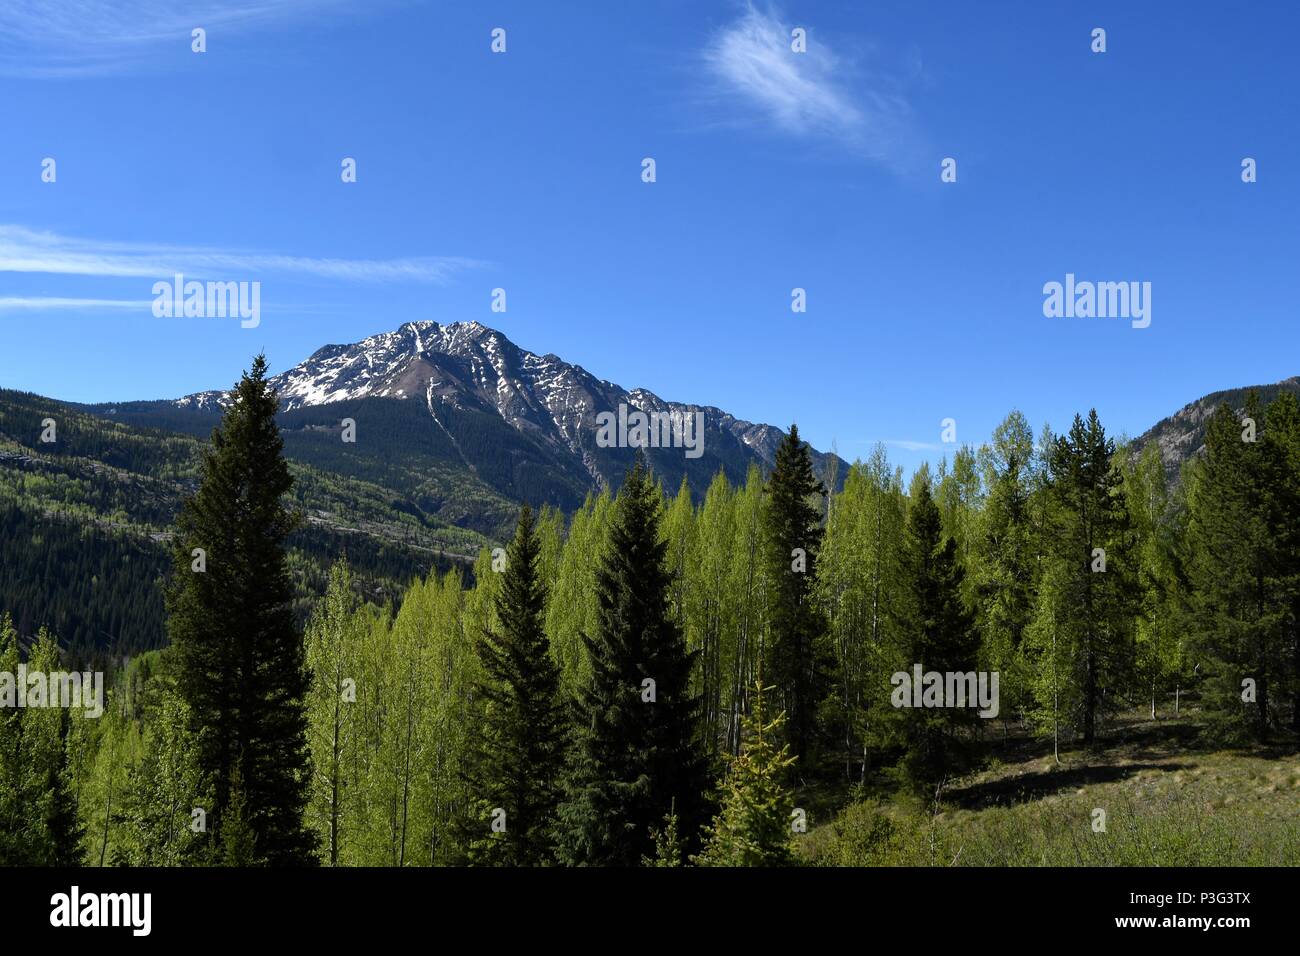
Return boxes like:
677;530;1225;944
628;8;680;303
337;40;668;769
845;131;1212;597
645;805;684;866
697;679;797;866
1263;392;1300;731
164;355;316;864
221;761;258;866
467;505;566;865
1027;410;1135;747
763;424;830;765
557;457;711;865
38;708;84;866
896;477;979;795
1188;395;1293;740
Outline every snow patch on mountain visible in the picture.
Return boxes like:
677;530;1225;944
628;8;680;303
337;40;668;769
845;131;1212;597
175;320;838;479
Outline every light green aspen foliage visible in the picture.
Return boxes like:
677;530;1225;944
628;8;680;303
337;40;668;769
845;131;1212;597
817;446;907;777
1122;442;1186;719
305;561;365;865
546;489;613;693
661;477;697;634
724;466;769;755
936;444;984;610
79;677;143;866
972;412;1039;727
685;471;739;754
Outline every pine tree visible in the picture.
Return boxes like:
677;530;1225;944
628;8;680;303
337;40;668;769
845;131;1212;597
895;476;980;795
221;761;258;866
164;355;316;863
37;710;84;866
1263;392;1300;731
557;456;711;865
1026;411;1135;747
466;505;566;866
697;679;797;866
1188;395;1293;740
645;805;683;867
763;424;830;765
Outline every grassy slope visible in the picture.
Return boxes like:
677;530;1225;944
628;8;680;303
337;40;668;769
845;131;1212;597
801;707;1300;866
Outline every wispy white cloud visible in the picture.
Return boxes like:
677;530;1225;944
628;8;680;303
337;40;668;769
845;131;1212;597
0;226;482;283
0;297;152;312
0;0;358;77
886;439;943;452
701;2;915;164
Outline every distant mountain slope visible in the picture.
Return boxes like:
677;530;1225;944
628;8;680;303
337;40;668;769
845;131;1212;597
0;388;484;658
1132;376;1300;477
1;321;846;655
95;321;847;524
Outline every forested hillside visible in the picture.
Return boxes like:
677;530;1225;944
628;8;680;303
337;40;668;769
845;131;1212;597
3;361;1297;868
0;388;484;659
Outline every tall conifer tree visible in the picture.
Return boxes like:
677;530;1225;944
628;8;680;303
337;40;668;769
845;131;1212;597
467;505;566;865
895;477;979;795
1188;395;1294;740
557;457;711;865
165;355;316;864
763;425;830;765
1263;392;1300;731
1027;410;1134;746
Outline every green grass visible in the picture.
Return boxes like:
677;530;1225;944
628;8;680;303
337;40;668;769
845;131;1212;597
800;709;1300;866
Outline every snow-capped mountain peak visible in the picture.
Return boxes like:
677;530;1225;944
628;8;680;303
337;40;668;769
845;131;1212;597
175;320;842;492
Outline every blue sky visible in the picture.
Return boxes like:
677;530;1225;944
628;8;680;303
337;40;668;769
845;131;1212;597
1;0;1296;473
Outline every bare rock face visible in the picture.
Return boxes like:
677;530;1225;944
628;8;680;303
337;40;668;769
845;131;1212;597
1132;376;1300;479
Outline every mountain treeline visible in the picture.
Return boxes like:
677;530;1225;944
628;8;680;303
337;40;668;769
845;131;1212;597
3;361;1298;866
